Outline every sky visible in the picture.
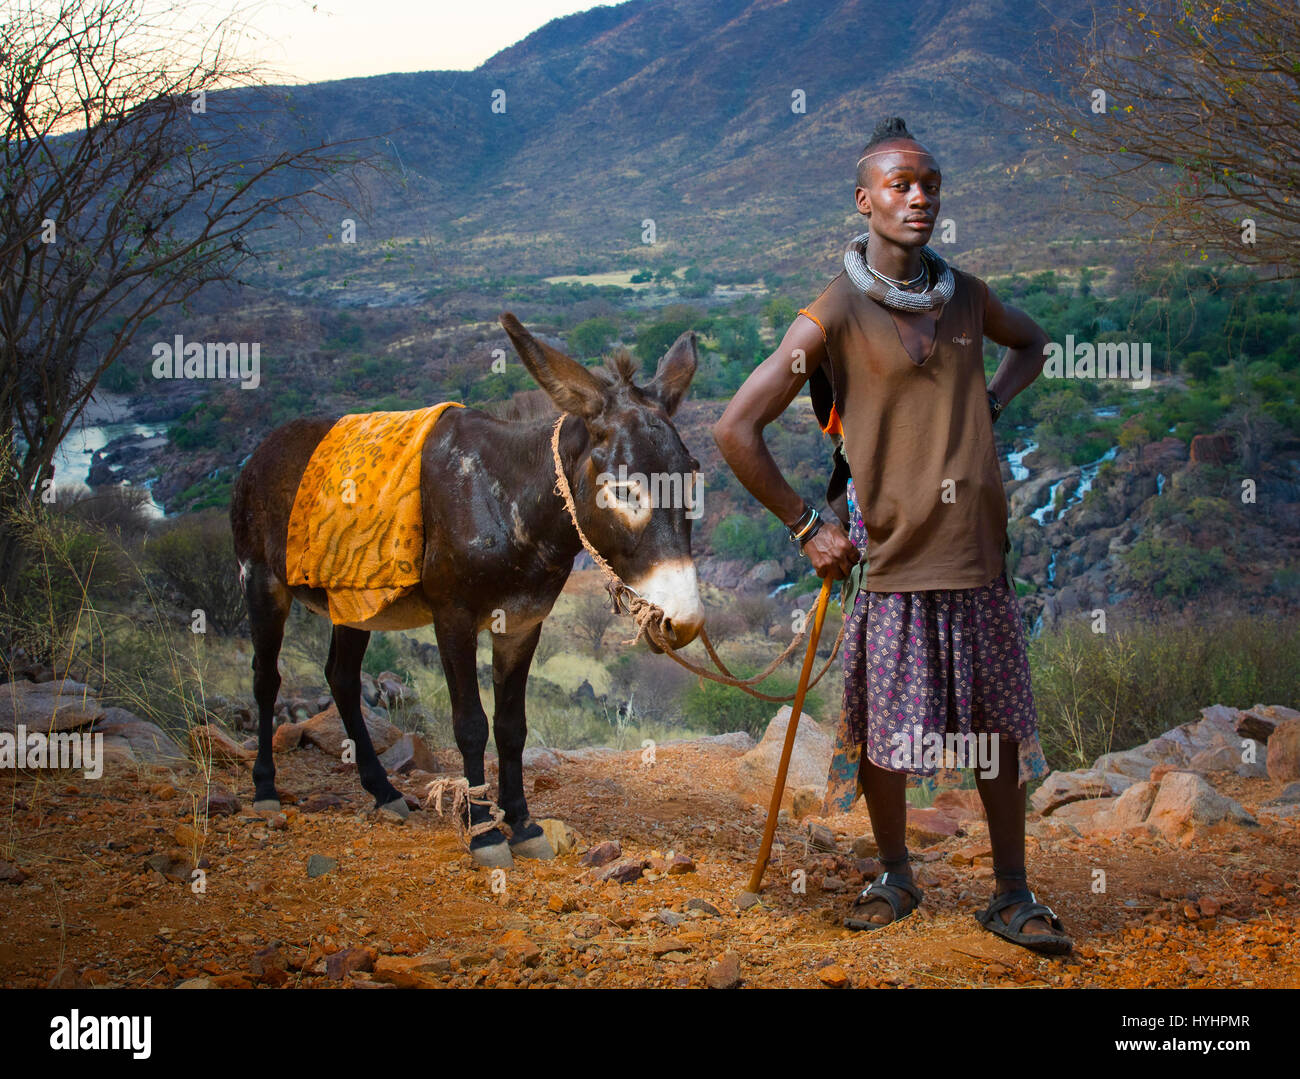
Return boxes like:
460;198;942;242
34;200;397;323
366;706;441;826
231;0;612;83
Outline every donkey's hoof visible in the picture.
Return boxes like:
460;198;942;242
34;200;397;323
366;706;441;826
470;841;515;869
252;799;282;812
377;796;410;822
509;834;556;860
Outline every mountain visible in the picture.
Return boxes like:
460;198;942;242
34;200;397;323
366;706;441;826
229;0;1106;285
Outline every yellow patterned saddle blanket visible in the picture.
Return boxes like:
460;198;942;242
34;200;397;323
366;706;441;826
285;402;463;625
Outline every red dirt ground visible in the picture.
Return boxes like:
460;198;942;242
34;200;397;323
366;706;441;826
1;740;1297;989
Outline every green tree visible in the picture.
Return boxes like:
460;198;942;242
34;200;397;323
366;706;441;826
568;317;619;359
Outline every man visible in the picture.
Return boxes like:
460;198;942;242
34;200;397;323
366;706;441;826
713;117;1071;954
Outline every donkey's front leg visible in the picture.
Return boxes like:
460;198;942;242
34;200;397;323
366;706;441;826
492;622;554;860
435;613;513;867
328;625;407;817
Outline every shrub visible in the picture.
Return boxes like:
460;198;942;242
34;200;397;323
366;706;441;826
3;499;136;660
681;670;822;739
1029;614;1300;772
147;510;246;634
711;512;785;562
361;632;408;680
1119;536;1227;599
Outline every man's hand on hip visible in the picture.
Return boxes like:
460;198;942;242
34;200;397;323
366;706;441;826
803;519;860;580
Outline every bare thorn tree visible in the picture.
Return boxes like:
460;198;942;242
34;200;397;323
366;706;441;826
571;591;616;656
0;0;378;602
1014;0;1298;279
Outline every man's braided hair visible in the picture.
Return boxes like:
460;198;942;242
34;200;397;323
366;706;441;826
856;116;918;189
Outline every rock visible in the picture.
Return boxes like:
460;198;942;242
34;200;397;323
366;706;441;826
592;859;646;884
736;706;833;801
1107;780;1158;830
1267;781;1300;806
144;852;189;882
496;930;542;967
0;860;29;885
658;731;757;751
1266;719;1300;782
1189;432;1235;465
851;834;878;858
1198;704;1242;733
817;963;849;988
905;807;960;845
651;938;692;959
1188;745;1241;774
791;786;822;821
177;977;214;989
299;704;402;758
666;852;695;875
1093;749;1158;782
821;875;846;892
930;788;985;821
249;945;288;982
373;954;449;987
1030;769;1124;815
1145;772;1257;845
807;823;838;852
272;722;303;752
539;818;578;855
686;898;720;917
326;946;376;980
736;891;760;911
706;952;742;989
0;678;103;734
306;854;338;879
741;560;784;591
547;893;577;913
1051;797;1117;833
206;786;240;816
522;747;563;769
378;732;438;774
300;792;346;813
376;672;412;707
579;841;621;867
1236;704;1300;743
92;708;186;766
950;845;992;867
657;909;686;928
188;723;253;767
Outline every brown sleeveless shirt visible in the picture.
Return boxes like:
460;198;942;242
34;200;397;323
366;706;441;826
800;267;1008;592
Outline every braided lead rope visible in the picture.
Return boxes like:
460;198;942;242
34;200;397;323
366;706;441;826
549;415;844;702
424;776;506;847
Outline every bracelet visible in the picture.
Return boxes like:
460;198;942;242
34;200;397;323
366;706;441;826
796;514;824;552
987;390;1004;424
791;506;822;545
787;502;816;541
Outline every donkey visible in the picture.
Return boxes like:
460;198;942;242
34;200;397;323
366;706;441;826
230;313;704;867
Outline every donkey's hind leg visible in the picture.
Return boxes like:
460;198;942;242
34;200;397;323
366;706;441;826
327;625;408;817
244;561;292;811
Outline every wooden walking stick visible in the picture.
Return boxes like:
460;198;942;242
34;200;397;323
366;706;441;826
743;575;834;897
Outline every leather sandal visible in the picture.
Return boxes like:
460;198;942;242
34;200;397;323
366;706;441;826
976;886;1073;955
843;871;923;931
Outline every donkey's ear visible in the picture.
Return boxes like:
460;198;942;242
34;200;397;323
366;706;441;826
646;329;698;416
500;313;605;419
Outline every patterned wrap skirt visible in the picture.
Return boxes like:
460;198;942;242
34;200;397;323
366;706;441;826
822;479;1049;812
